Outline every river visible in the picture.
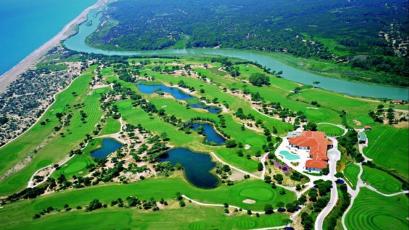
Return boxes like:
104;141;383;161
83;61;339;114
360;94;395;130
63;9;409;100
0;0;97;76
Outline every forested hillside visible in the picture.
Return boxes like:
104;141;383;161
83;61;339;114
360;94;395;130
88;0;409;86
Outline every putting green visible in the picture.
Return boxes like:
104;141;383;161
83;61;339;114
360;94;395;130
62;161;87;175
239;187;274;201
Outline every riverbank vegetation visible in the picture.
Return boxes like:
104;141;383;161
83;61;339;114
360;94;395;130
88;0;409;86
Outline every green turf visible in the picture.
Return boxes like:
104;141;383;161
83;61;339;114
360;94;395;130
364;125;409;180
0;205;290;230
317;124;344;136
0;177;296;216
343;163;360;189
345;188;409;230
100;117;121;135
361;166;402;194
53;139;101;179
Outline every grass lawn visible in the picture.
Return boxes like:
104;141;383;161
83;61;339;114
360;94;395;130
364;125;409;180
53;138;102;179
343;163;360;189
290;88;378;127
361;166;402;194
317;123;344;136
0;177;296;222
100;117;121;135
0;205;290;230
345;188;409;230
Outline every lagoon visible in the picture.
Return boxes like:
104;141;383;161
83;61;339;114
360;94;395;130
159;148;218;189
64;9;409;100
0;0;97;75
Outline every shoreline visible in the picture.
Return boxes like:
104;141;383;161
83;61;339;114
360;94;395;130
0;0;109;93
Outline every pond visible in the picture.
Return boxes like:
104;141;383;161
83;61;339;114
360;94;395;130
137;83;220;114
137;83;193;100
191;122;226;145
63;9;409;100
91;138;123;159
159;148;219;189
190;103;221;114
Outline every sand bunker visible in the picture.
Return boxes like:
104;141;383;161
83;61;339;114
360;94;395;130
242;199;256;204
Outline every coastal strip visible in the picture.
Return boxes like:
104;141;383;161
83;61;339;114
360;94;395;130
0;0;109;93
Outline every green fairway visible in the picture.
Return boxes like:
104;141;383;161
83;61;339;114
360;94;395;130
317;123;344;136
100;117;121;135
364;125;409;180
0;205;290;230
0;178;296;220
345;188;409;230
361;166;402;194
53;139;101;179
343;163;360;189
0;67;105;196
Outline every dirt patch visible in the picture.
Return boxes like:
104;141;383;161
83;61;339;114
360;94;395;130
394;121;409;128
242;199;256;204
353;119;362;126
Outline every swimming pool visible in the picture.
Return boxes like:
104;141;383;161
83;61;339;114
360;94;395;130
279;150;300;161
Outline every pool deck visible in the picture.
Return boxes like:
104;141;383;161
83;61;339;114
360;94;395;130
275;138;312;173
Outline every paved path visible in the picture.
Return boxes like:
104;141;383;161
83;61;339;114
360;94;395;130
315;137;341;230
210;152;298;193
182;194;289;230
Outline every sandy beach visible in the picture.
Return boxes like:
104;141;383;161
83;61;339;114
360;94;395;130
0;0;109;93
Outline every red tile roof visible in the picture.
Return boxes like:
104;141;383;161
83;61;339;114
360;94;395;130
306;159;328;169
288;131;331;169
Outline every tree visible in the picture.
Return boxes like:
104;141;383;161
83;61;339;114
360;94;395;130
257;162;263;171
304;122;317;131
264;175;272;183
273;174;283;184
86;199;103;211
249;73;270;86
225;139;237;148
301;212;314;230
264;204;274;214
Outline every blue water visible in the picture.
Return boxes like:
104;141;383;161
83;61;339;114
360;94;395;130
64;9;409;100
0;0;97;75
91;138;123;159
137;83;193;100
160;148;218;188
190;103;221;114
137;83;221;114
279;150;300;161
192;122;226;145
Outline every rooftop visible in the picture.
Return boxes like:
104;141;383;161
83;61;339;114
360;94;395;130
288;131;331;169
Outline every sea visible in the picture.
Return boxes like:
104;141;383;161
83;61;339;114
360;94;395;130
0;0;97;76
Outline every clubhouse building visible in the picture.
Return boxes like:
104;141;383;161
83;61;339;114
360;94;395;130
288;131;332;172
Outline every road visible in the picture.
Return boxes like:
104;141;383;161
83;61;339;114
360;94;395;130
315;137;341;230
